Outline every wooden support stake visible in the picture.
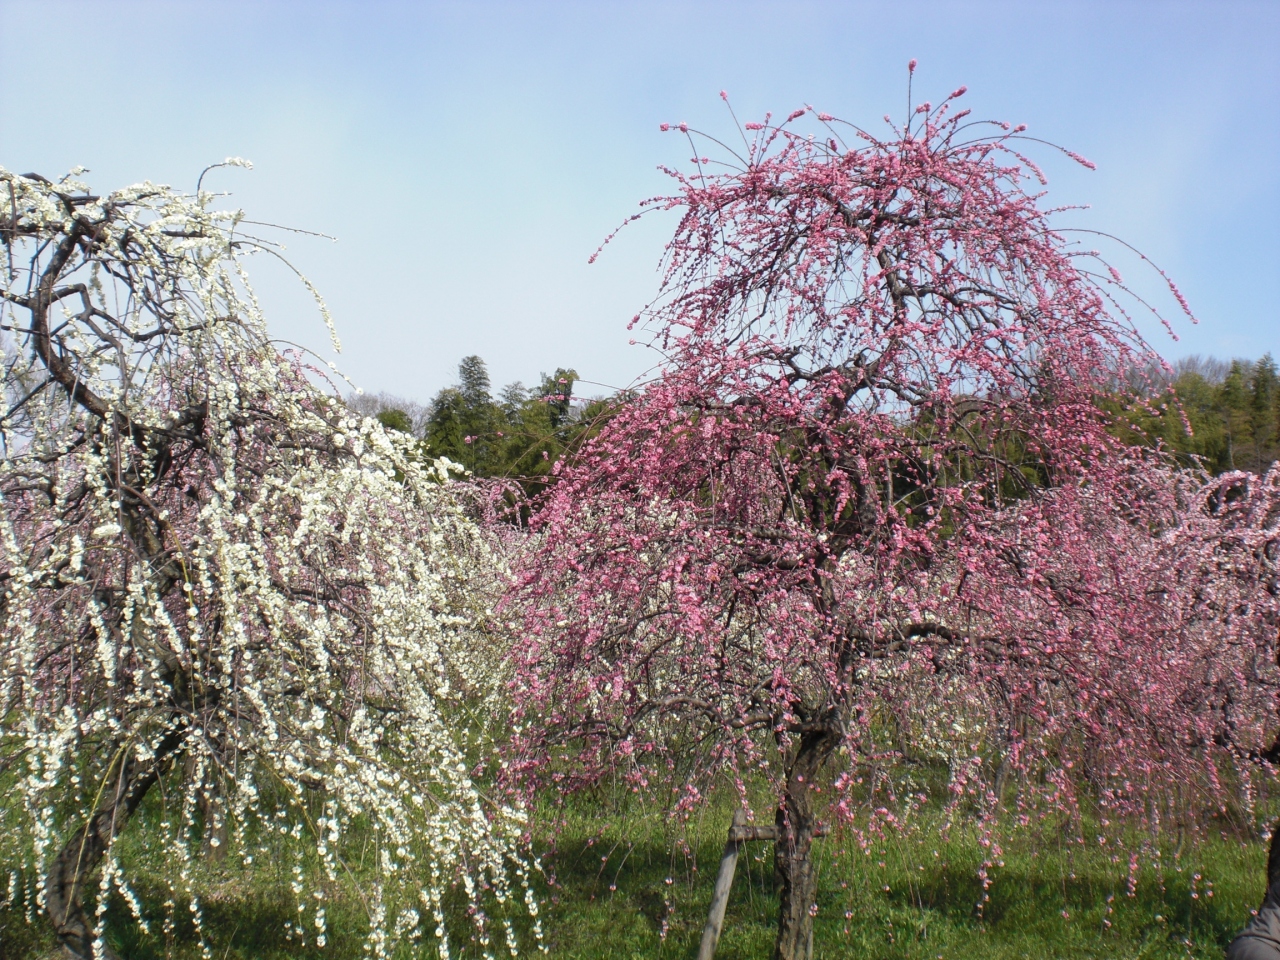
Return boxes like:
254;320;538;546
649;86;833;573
697;813;831;960
697;808;748;960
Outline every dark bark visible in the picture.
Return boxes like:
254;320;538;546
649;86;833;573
45;721;185;960
773;726;840;960
185;754;229;861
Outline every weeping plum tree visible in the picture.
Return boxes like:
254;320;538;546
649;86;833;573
0;167;538;958
508;79;1280;960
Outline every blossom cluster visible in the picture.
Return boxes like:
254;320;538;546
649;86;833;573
0;167;538;959
508;98;1280;839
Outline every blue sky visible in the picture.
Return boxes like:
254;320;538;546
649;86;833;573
1;1;1276;403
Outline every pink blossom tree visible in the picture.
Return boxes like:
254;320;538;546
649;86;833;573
509;84;1280;959
0;168;538;959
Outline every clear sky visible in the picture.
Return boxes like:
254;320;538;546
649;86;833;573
1;1;1276;404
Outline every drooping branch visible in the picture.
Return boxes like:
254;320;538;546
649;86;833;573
1;167;541;958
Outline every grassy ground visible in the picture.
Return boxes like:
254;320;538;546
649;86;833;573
0;788;1267;959
529;790;1259;960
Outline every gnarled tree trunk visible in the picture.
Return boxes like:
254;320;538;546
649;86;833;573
45;723;185;960
773;726;839;960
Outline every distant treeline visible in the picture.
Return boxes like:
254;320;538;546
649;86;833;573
354;353;1280;484
1110;354;1279;474
347;355;611;489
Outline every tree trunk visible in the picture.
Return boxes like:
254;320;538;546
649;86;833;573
773;727;839;960
185;754;228;861
45;724;184;960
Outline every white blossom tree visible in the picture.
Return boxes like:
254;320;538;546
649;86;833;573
0;166;537;959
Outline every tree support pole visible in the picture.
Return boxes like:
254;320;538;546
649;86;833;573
698;810;828;960
698;809;747;960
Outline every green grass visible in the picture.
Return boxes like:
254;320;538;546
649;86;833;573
1;788;1268;959
530;792;1259;960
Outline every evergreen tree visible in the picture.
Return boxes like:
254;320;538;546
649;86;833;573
425;357;502;473
494;368;580;487
375;408;415;434
425;386;468;464
1221;360;1252;471
458;354;492;408
1249;353;1278;469
498;381;529;418
1107;354;1279;474
364;358;618;490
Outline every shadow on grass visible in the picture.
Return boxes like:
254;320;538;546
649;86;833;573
0;806;1261;959
537;804;1252;960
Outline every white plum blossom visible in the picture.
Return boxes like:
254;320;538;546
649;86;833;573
0;167;537;959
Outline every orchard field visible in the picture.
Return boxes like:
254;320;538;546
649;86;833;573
2;780;1275;959
2;81;1278;960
